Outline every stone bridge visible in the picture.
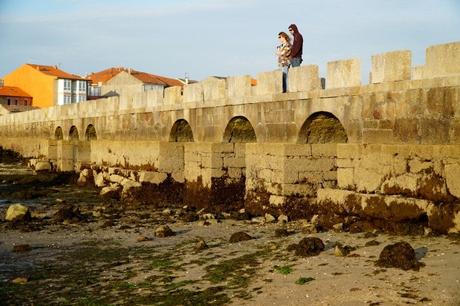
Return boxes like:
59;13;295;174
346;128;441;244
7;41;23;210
1;41;460;233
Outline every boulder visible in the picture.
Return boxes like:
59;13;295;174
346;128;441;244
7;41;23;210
229;231;253;243
77;169;93;186
154;225;175;238
100;185;121;199
139;171;167;185
11;277;29;285
121;179;142;195
109;174;125;184
53;204;83;223
278;214;289;223
375;241;424;271
34;161;51;172
265;213;276;223
334;243;355;257
194;238;208;251
5;204;30;222
287;237;324;257
94;172;107;188
274;228;292;237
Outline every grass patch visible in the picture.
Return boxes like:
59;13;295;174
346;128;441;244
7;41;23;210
295;277;315;285
274;265;293;275
203;250;270;294
151;258;174;270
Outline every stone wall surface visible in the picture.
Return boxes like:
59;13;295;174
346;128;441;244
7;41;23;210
245;143;337;218
1;41;460;232
318;143;460;233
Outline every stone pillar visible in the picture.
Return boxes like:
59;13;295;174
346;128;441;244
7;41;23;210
47;139;58;163
245;143;337;218
77;141;91;169
183;142;246;211
56;140;74;172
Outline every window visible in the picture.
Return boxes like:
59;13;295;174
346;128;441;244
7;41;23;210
64;79;71;90
7;99;10;105
15;99;18;105
64;95;71;104
79;81;86;91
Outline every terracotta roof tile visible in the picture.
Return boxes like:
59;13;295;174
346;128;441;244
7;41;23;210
87;67;183;87
27;64;85;80
0;86;32;98
130;71;183;87
87;67;127;85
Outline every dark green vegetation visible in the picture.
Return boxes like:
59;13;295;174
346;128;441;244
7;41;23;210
0;239;278;305
295;277;315;285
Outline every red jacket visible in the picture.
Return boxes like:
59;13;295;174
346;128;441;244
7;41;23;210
289;24;303;59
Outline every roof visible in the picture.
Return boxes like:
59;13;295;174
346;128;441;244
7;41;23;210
26;64;85;80
0;86;32;98
130;71;183;87
87;67;183;87
87;67;128;85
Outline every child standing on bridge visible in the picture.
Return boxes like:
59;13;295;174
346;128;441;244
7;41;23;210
276;31;292;93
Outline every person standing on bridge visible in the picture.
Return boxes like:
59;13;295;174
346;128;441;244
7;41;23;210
288;24;303;67
276;31;292;93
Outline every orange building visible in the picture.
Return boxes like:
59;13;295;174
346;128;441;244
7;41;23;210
0;85;33;112
3;64;88;108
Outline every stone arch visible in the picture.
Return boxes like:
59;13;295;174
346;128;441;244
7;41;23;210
297;112;348;144
55;126;63;140
169;119;194;142
223;116;257;143
85;124;97;141
69;126;79;141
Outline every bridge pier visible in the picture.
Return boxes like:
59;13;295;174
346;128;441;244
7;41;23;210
244;143;337;218
183;143;246;212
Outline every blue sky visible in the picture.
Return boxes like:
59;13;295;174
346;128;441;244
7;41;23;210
0;0;459;82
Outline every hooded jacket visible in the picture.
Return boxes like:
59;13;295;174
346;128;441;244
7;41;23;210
289;24;303;59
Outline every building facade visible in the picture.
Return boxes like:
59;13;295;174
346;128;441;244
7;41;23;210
2;64;88;108
87;67;183;99
0;85;33;112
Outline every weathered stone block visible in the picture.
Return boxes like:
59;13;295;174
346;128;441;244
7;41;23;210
227;75;252;98
337;144;362;159
371;50;411;83
327;59;361;89
255;70;283;95
445;163;460;198
311;144;337;157
337;168;354;189
362;129;394;144
288;65;321;92
425;41;460;78
202;77;226;101
139;171;167;185
183;83;203;103
281;183;316;197
355;168;384;193
408;158;433;173
336;158;355;168
381;174;419;195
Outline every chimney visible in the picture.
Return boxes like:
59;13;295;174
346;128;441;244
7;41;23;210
0;79;3;87
184;72;189;85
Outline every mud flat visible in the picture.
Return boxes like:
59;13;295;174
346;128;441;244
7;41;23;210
1;163;460;305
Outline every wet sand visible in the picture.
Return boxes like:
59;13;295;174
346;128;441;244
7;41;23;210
1;162;460;305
